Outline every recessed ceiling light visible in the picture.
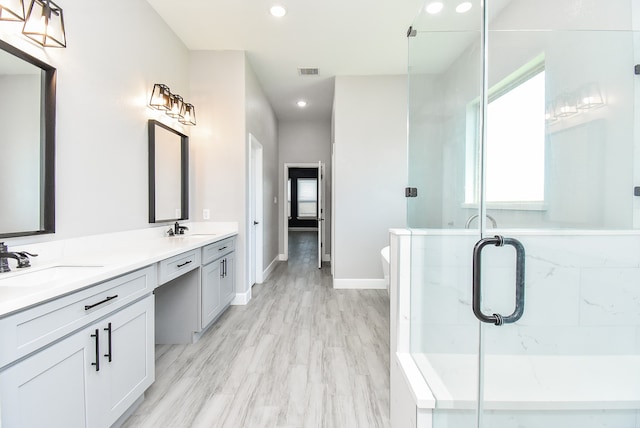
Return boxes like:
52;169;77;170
297;100;307;108
456;2;473;13
425;2;444;14
270;5;287;17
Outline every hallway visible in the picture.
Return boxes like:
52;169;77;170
123;231;391;427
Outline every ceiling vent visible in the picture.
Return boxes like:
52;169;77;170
298;67;319;76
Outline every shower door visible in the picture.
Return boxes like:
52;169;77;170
407;1;640;427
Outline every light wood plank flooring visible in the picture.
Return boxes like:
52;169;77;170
122;231;390;428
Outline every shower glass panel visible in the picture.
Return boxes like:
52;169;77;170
407;1;640;426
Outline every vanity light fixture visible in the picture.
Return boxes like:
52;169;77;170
553;92;578;118
167;93;184;119
149;84;196;125
22;0;66;48
576;82;604;110
149;84;171;111
0;0;25;21
179;103;196;126
545;101;557;123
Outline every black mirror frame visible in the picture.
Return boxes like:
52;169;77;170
0;39;56;239
148;119;189;223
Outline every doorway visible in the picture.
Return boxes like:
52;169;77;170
249;134;263;287
283;162;325;268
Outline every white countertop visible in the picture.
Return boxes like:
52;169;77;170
0;223;238;317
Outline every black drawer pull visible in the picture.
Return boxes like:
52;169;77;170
218;246;228;251
177;260;193;268
84;295;118;311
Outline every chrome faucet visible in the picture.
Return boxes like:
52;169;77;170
465;214;498;229
0;242;38;273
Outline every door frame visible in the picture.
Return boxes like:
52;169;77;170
248;134;264;286
283;162;324;261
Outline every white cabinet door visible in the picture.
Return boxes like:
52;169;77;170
201;259;222;329
0;324;93;428
1;296;155;428
98;295;155;426
220;253;235;306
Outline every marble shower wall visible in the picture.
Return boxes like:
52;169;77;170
410;232;640;355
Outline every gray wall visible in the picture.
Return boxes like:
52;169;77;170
190;50;278;297
332;75;407;286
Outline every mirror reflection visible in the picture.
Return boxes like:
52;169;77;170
0;40;55;238
148;120;188;223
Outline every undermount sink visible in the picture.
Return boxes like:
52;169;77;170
0;265;104;288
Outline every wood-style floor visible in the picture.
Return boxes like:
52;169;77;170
122;231;391;428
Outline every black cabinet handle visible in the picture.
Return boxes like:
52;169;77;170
220;259;225;278
103;322;112;362
177;260;192;268
84;295;118;311
90;329;100;371
218;246;228;251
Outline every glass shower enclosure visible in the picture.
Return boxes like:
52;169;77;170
406;0;640;426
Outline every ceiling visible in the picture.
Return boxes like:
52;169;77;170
146;0;427;121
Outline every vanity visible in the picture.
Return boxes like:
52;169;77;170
0;224;237;428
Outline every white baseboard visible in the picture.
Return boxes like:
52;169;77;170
231;289;251;305
332;278;387;290
263;256;279;281
279;253;287;261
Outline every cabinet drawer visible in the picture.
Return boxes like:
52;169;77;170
202;237;235;265
0;266;155;370
158;249;200;285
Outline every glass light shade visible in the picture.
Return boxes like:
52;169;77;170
166;93;184;119
0;0;24;21
545;101;557;123
577;83;604;110
554;93;578;118
149;84;171;111
179;103;196;126
22;0;66;48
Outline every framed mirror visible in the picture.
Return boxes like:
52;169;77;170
0;39;56;238
148;120;189;223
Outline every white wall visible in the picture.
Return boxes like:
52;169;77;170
0;0;190;244
278;119;332;258
332;75;407;287
245;62;279;273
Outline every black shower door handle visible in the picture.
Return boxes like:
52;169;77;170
472;235;525;326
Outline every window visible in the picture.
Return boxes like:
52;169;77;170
466;60;546;207
297;178;317;218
